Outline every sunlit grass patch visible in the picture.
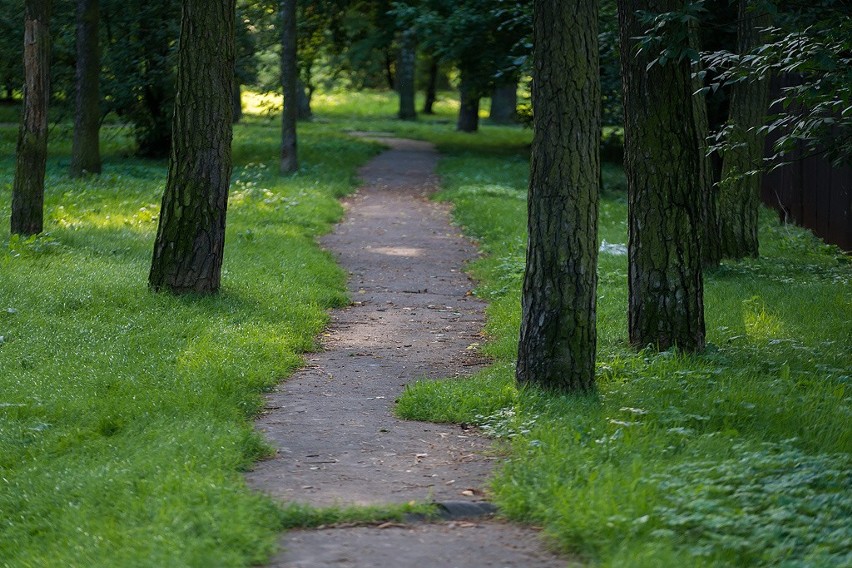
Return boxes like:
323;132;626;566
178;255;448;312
0;119;379;565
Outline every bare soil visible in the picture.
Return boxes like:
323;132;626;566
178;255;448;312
247;136;568;567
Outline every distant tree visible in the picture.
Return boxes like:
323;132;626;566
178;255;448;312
149;0;235;293
489;78;518;124
279;0;298;173
422;57;438;114
101;0;179;158
70;0;101;177
11;0;51;236
397;27;417;120
517;0;600;392
0;2;25;101
395;0;530;132
618;0;705;352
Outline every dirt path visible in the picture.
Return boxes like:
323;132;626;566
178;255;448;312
247;136;566;567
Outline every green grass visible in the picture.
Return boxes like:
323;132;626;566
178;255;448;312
3;89;849;567
323;95;852;566
0;111;382;565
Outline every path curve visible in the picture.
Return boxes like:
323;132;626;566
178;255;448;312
247;136;566;567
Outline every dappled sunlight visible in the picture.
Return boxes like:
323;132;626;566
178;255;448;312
242;90;282;117
50;204;160;232
742;296;786;341
368;245;424;258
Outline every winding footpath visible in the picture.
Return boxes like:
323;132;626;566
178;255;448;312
247;136;566;567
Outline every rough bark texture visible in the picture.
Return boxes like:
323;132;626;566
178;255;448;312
691;27;721;267
423;59;438;114
489;81;518;124
618;0;705;352
11;0;51;236
719;0;772;259
148;0;235;294
456;72;479;133
397;29;416;120
516;0;600;392
70;0;101;177
279;0;298;174
232;82;242;123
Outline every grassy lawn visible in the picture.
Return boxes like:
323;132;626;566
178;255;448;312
0;109;398;565
1;91;849;566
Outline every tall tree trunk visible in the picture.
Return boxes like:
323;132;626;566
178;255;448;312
11;0;51;236
691;26;721;268
297;79;312;120
456;71;479;133
232;82;242;123
719;0;772;259
70;0;100;177
618;0;705;352
383;50;395;91
148;0;235;294
423;58;437;114
279;0;297;173
397;28;416;120
489;80;518;124
517;0;600;393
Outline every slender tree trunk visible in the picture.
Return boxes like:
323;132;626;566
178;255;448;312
232;82;242;123
11;0;51;236
489;80;518;124
383;50;395;91
456;71;479;132
70;0;100;177
423;58;437;114
297;79;312;120
397;28;416;120
719;0;772;259
517;0;600;392
148;0;235;294
279;0;297;173
618;0;705;352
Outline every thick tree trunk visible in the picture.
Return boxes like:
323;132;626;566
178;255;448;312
70;0;100;177
618;0;705;352
279;0;297;174
489;81;518;124
232;82;242;123
397;29;416;121
456;72;479;133
297;79;312;121
11;0;51;236
691;27;721;267
148;0;235;294
517;0;600;393
719;0;772;259
423;59;437;114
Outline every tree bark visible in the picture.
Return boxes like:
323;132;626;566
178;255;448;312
719;0;772;259
691;26;721;267
456;71;479;132
148;0;235;294
232;82;242;123
489;81;518;124
70;0;100;177
397;28;416;120
516;0;600;393
279;0;297;174
618;0;705;352
11;0;51;236
423;58;437;114
297;79;312;121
